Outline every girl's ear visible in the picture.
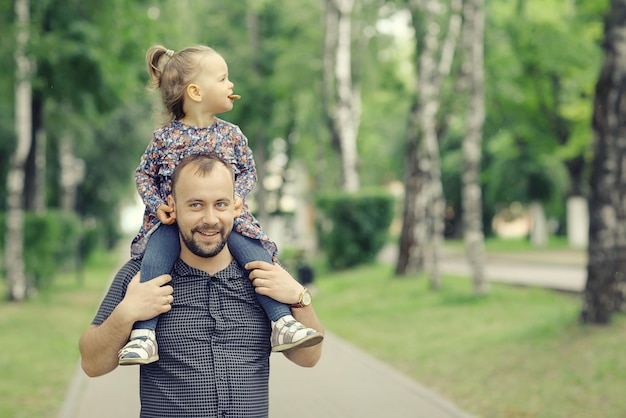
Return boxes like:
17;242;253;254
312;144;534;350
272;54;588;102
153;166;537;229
186;83;202;102
234;195;243;218
167;195;177;220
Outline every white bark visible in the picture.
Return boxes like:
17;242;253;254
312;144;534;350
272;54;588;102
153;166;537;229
417;0;444;289
327;0;361;192
461;0;488;295
397;0;462;279
6;0;32;301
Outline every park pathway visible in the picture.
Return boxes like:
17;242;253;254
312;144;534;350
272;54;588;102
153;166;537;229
59;331;471;418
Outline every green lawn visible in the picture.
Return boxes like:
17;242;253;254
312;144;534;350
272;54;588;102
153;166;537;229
312;262;626;418
1;241;623;418
0;248;124;418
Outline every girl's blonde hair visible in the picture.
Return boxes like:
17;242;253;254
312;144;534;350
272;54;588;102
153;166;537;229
146;44;218;121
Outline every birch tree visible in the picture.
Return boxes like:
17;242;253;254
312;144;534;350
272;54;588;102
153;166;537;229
5;0;32;301
396;0;461;285
581;0;626;324
461;0;487;294
322;0;361;192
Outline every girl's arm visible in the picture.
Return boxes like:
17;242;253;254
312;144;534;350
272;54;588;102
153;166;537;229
135;138;167;213
232;128;257;199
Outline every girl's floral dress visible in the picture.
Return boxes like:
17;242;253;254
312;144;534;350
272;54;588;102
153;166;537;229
131;118;277;260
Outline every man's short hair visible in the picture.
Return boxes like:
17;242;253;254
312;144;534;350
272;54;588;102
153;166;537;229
171;153;234;195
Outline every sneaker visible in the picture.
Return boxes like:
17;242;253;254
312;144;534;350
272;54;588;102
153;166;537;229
271;315;324;352
118;329;159;366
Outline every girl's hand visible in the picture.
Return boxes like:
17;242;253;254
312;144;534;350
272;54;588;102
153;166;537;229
156;204;175;224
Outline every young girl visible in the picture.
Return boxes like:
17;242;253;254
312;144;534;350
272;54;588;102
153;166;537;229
118;44;323;365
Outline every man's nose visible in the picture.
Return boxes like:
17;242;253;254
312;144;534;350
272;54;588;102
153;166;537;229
202;208;219;224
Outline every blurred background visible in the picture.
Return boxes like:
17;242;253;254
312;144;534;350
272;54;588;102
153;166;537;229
2;0;624;417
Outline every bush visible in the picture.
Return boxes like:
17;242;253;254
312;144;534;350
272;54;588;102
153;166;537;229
0;210;86;290
24;210;84;289
316;190;394;269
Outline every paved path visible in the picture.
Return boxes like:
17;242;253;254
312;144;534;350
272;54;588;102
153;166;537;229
379;245;586;292
59;332;471;418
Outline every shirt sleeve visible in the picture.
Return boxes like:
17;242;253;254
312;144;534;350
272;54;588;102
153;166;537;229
232;127;258;199
135;135;167;214
92;259;141;325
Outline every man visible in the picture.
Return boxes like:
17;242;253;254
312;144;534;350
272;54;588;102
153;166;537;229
79;153;324;417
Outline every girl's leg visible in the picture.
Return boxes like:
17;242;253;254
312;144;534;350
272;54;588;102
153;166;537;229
134;223;180;330
227;231;291;322
119;224;180;365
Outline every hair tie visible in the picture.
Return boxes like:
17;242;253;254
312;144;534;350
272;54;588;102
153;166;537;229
165;49;174;58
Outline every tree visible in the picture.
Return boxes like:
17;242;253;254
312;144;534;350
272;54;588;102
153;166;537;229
322;0;361;192
396;0;461;285
5;0;33;301
461;0;487;294
581;0;626;324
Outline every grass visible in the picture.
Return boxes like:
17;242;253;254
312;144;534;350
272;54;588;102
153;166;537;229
312;262;626;418
0;247;124;418
0;239;622;417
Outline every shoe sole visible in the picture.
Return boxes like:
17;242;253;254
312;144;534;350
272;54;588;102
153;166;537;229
272;333;324;353
118;355;159;366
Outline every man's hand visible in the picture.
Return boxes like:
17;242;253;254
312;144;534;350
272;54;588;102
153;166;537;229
156;204;175;224
119;272;174;322
246;261;302;305
79;271;174;377
247;260;325;368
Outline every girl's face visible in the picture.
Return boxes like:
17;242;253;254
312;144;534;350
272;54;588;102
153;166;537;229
193;53;236;115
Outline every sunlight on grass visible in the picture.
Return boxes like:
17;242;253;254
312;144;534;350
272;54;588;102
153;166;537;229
313;263;626;418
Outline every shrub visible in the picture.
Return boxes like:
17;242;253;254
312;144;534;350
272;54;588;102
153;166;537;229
0;210;86;290
316;190;394;269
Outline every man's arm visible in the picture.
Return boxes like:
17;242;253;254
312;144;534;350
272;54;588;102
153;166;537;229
79;273;173;377
246;261;324;367
282;303;324;367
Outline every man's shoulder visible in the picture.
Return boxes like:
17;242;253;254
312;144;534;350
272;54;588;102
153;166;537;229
115;258;142;282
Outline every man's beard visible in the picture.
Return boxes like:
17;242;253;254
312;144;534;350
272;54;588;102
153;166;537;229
181;223;229;258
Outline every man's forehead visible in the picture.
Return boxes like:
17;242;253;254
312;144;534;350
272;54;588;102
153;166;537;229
176;164;234;195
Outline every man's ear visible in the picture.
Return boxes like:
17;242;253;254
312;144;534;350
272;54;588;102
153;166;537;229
234;195;243;218
167;195;177;220
186;83;202;103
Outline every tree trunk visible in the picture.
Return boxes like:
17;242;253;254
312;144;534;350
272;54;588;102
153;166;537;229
396;131;427;275
323;0;361;193
396;0;461;283
25;96;46;214
245;8;269;225
6;0;32;301
60;133;85;212
461;0;487;295
581;0;626;324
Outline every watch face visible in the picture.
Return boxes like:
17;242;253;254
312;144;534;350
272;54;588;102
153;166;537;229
302;290;312;305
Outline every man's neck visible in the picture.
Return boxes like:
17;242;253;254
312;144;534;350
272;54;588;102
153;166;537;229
179;245;234;275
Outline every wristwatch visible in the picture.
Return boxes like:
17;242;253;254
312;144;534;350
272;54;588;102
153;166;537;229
291;288;312;308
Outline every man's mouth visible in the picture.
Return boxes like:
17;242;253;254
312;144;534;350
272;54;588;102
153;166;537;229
195;229;220;238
